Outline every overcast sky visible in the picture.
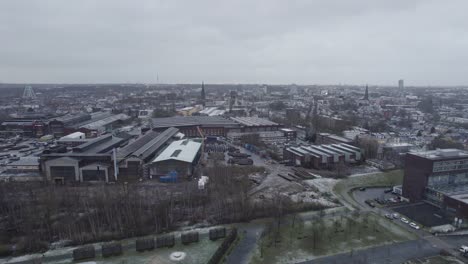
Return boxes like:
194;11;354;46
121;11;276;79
1;0;467;86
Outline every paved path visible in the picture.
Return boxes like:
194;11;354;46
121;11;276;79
298;239;440;264
225;224;264;264
349;170;383;178
438;234;468;248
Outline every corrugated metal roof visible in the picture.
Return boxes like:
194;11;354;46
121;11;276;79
151;116;238;129
131;127;179;161
80;113;130;130
117;131;159;159
73;134;126;154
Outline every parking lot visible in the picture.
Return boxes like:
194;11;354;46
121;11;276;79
352;186;453;228
391;202;450;227
353;187;401;208
299;239;440;264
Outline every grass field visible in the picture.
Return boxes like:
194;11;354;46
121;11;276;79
63;238;222;264
251;211;415;264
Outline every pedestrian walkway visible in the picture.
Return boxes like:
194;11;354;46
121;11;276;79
225;224;264;264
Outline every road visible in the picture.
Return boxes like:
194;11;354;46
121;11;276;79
348;170;382;178
298;239;440;264
439;234;468;249
221;139;295;197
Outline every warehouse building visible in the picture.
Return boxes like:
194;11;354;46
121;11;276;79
48;113;92;137
6;157;40;173
283;143;362;168
57;132;87;146
40;128;179;183
316;133;354;145
150;139;202;179
77;113;130;136
0;120;46;137
116;127;179;181
230;117;281;133
1;156;42;182
151;116;240;137
402;149;468;224
41;134;128;183
198;107;226;116
227;117;287;144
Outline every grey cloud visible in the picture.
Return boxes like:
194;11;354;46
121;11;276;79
0;0;467;85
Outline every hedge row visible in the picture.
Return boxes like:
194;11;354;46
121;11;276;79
207;228;238;264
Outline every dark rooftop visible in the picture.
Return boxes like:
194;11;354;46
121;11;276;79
117;127;179;162
72;134;127;154
151;116;239;129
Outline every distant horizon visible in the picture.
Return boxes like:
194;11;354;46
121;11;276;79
1;82;468;88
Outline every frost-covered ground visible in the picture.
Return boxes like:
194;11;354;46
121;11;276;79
1;226;224;264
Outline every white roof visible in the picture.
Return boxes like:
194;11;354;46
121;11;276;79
199;107;225;116
60;132;85;140
152;139;201;163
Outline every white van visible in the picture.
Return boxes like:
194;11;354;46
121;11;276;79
459;245;468;254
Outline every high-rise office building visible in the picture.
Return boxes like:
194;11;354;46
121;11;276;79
398;79;404;90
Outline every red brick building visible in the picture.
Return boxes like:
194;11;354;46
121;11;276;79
403;149;468;224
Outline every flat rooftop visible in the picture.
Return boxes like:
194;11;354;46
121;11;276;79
230;117;279;127
319;133;353;143
409;149;468;160
7;156;39;166
428;183;468;196
450;192;468;204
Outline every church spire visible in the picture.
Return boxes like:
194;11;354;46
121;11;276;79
201;81;206;106
364;84;369;100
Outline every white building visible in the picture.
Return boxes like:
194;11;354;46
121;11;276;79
150;139;202;178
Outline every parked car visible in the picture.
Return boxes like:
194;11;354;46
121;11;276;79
365;199;375;208
385;213;393;219
384;188;393;193
375;198;386;205
359;187;367;191
400;217;409;224
459;245;468;254
392;213;400;219
409;222;420;230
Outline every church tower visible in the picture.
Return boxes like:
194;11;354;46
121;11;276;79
364;84;369;100
201;82;206;107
